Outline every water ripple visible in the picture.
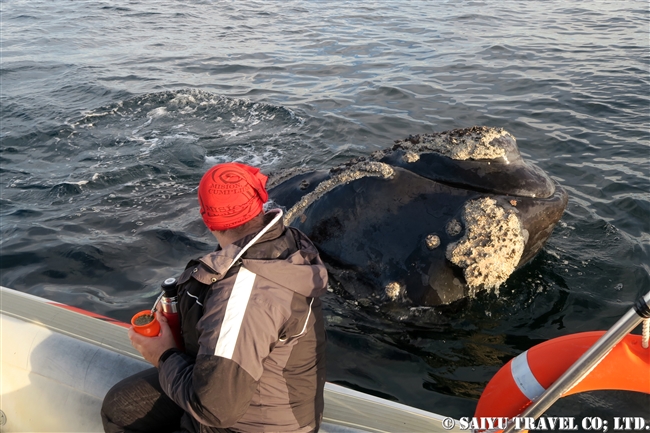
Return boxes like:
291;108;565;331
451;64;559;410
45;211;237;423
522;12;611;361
1;0;648;421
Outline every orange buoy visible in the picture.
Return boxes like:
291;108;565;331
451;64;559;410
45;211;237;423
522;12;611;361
475;331;650;420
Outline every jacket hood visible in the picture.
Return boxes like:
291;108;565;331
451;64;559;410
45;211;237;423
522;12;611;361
199;209;328;298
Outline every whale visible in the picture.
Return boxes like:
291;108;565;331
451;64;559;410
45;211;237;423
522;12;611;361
268;126;568;306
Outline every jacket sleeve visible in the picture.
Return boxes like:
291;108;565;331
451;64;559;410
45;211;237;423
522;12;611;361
158;275;287;428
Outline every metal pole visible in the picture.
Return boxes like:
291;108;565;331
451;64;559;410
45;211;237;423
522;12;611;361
502;291;650;433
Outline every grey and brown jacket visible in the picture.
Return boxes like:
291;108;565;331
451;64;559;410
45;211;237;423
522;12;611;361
158;209;328;432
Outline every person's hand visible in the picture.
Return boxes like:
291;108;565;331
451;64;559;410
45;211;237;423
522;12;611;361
128;311;177;368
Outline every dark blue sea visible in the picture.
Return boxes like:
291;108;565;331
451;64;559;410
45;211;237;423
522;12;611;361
2;0;649;425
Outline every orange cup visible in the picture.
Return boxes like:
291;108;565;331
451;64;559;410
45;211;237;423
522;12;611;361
131;310;161;337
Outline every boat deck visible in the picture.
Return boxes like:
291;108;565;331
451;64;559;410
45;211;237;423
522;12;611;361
1;286;460;432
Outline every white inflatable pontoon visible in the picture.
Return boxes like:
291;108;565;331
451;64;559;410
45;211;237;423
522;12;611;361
0;286;460;432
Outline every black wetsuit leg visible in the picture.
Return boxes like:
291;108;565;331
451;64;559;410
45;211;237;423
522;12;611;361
101;367;184;433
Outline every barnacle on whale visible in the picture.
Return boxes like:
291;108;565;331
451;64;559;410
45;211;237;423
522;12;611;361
446;197;525;295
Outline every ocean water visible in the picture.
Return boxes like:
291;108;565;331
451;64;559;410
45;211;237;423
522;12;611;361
1;0;649;423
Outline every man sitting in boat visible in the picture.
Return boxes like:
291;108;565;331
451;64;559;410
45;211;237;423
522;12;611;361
101;163;329;433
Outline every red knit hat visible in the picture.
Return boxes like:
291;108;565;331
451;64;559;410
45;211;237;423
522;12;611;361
198;163;269;231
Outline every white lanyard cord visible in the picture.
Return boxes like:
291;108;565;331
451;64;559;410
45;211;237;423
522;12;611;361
225;208;284;273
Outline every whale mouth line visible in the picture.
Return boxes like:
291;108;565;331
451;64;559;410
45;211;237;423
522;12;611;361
414;175;546;199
